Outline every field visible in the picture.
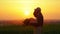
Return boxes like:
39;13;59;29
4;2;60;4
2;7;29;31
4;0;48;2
0;23;60;34
43;24;60;34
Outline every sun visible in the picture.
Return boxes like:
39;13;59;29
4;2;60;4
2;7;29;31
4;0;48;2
24;10;30;16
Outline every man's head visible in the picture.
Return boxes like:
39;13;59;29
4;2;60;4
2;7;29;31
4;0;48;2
33;7;42;17
35;7;41;12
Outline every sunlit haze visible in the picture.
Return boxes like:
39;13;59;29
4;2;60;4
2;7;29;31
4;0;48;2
0;0;60;20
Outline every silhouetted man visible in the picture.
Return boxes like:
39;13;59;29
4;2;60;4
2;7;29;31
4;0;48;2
33;7;43;34
34;7;43;27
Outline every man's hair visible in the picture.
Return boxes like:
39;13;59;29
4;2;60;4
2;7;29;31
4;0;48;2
35;7;41;11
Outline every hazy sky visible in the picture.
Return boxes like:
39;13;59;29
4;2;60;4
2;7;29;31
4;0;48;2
0;0;60;20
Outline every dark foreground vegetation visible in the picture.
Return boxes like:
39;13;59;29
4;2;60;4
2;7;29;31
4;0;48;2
0;23;60;34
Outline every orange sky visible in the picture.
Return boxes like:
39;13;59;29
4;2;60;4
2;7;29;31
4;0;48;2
0;0;60;20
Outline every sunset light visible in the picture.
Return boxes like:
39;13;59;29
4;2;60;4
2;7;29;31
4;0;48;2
0;0;60;20
0;0;60;34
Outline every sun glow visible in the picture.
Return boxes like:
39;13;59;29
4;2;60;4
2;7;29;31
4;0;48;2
0;0;52;20
17;0;45;19
24;10;30;16
19;0;34;18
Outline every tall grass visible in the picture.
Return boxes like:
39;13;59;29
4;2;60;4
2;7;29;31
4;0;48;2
0;24;60;34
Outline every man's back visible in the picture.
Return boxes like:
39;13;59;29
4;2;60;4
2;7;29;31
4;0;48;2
37;13;43;27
